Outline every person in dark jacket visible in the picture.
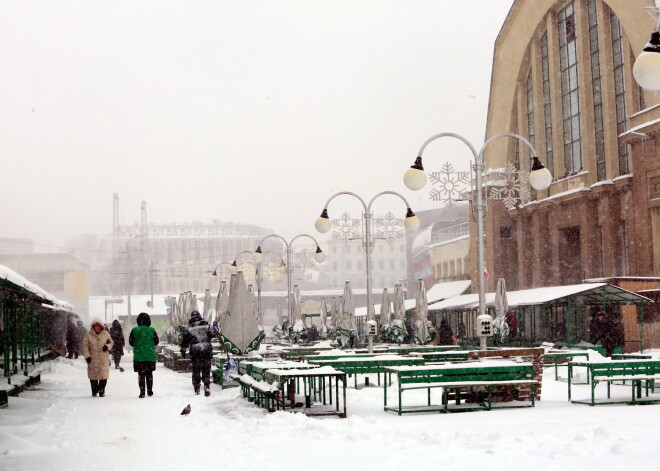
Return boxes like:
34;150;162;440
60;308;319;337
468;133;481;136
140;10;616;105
129;312;159;398
438;318;454;346
76;321;87;357
180;310;215;396
109;320;126;371
66;318;80;359
591;311;624;357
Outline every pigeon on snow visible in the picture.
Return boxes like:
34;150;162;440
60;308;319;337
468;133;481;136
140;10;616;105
180;404;191;415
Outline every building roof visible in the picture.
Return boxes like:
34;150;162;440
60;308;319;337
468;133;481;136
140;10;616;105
354;279;471;317
430;283;653;312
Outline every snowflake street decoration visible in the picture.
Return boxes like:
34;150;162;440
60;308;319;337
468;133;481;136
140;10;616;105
294;248;314;272
331;212;362;245
374;212;404;244
428;163;471;207
487;162;531;210
261;259;283;281
235;262;256;282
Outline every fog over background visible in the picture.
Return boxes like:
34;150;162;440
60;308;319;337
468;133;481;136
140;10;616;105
0;0;514;252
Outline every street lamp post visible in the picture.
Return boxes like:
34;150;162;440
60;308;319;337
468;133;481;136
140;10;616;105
253;234;326;326
314;191;421;354
124;234;145;329
403;132;551;350
633;3;660;90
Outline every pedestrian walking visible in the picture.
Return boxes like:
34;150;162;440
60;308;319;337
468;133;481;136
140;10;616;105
180;310;215;396
82;318;113;397
109;320;126;371
129;312;159;398
76;321;86;357
66;317;80;359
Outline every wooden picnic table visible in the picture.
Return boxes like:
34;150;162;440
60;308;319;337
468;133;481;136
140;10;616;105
543;350;590;380
308;355;426;388
567;359;660;405
610;353;653;360
246;361;320;394
387;345;462;355
407;350;471;362
265;366;348;418
384;360;538;414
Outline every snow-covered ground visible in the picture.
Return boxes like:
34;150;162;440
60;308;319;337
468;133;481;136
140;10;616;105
2;350;660;471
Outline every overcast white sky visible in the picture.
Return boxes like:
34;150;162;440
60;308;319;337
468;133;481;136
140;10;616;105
0;0;514;251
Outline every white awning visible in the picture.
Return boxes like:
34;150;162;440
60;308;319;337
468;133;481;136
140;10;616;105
355;280;471;317
429;283;653;311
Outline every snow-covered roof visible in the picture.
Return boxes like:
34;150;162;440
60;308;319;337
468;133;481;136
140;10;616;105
354;280;471;317
430;283;652;311
411;224;433;254
0;263;72;309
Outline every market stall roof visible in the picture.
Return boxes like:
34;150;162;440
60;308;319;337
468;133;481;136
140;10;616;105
0;263;73;310
429;282;653;311
355;280;471;317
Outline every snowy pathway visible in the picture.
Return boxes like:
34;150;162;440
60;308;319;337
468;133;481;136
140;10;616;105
2;353;660;471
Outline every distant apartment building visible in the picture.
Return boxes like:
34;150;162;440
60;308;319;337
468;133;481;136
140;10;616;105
324;237;407;292
105;220;282;296
407;204;470;294
0;253;90;316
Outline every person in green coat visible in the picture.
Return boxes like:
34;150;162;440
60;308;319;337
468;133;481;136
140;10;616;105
129;312;159;398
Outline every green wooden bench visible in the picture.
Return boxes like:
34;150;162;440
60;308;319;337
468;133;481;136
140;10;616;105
408;351;471;362
384;362;538;415
308;356;426;388
265;366;347;418
568;360;660;406
610;353;653;360
543;350;589;381
211;356;263;389
387;345;462;355
230;373;282;411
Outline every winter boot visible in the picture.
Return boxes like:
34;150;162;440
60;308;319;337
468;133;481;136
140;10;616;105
138;373;146;398
146;374;153;397
90;380;99;397
204;381;211;397
98;380;107;397
194;384;200;395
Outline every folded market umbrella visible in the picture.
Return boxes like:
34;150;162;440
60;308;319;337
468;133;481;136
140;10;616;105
392;284;405;320
415;280;431;344
202;288;213;323
331;297;341;328
380;288;392;326
220;271;264;354
215;280;229;324
292;285;303;321
340;280;358;346
276;302;283;327
320;298;328;329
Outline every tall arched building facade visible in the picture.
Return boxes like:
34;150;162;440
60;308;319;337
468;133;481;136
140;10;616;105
482;0;660;291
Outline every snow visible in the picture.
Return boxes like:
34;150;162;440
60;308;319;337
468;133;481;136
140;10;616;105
618;117;660;137
354;280;471;317
430;282;651;311
2;351;660;471
0;264;71;310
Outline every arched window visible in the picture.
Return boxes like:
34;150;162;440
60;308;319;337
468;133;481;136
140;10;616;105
558;2;582;174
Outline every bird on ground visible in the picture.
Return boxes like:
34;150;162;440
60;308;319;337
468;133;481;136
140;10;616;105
180;404;191;415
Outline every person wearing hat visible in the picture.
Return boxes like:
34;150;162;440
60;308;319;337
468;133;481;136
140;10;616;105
129;312;159;398
180;310;215;396
82;318;114;397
